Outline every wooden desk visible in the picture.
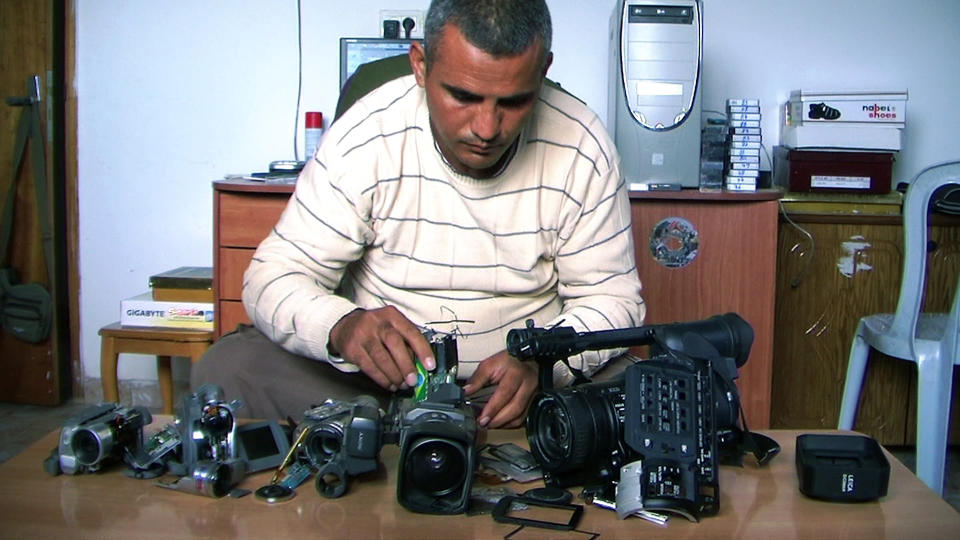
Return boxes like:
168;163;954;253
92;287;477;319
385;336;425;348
1;426;956;539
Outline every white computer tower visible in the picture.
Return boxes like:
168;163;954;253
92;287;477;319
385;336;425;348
608;0;703;188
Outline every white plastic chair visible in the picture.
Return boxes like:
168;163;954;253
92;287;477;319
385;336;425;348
837;160;960;496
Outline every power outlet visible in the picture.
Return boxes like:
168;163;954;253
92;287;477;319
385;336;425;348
380;9;424;39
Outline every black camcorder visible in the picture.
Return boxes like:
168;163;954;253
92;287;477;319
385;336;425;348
293;330;478;514
507;313;780;521
389;331;478;515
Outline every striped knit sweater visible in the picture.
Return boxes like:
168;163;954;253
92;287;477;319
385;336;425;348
243;74;644;386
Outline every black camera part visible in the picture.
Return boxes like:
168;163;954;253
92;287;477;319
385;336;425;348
796;434;889;502
235;420;292;473
492;495;583;531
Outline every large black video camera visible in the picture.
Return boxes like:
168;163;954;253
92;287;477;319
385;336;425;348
295;331;478;514
388;331;478;515
507;313;779;521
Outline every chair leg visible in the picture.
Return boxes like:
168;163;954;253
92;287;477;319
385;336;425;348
100;336;120;403
157;355;173;415
838;324;870;429
913;351;954;496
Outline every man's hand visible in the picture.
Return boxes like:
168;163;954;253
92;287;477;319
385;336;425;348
328;306;435;391
463;350;538;429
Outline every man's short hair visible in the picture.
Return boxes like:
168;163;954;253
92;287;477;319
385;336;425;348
423;0;552;68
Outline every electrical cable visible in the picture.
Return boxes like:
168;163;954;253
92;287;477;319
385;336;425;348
777;199;815;288
293;0;304;161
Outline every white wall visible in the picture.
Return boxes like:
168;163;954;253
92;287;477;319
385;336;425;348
75;0;960;391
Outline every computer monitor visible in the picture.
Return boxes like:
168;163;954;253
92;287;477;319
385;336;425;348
339;37;419;89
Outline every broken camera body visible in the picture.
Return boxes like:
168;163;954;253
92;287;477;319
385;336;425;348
295;330;478;514
296;394;384;498
163;384;247;497
508;313;779;521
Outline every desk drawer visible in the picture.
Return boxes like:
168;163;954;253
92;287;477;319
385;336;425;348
218;192;289;247
219;300;250;334
218;247;255;301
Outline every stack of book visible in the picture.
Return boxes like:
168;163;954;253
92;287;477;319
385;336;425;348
725;98;762;192
120;266;214;330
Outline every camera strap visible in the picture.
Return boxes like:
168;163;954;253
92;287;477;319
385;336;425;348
1;75;54;344
737;408;781;466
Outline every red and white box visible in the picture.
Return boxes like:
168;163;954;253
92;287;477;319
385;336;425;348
785;90;907;127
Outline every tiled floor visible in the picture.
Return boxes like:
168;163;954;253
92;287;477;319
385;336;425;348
0;400;958;513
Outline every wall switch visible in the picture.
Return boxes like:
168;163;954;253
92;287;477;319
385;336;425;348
380;10;424;39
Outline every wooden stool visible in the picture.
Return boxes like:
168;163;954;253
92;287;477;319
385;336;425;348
98;322;214;414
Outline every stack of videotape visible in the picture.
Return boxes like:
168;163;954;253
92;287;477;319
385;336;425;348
726;98;761;192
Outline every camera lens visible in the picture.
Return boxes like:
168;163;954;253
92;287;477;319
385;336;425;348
532;399;573;464
192;461;232;498
303;425;343;467
72;429;102;465
405;438;467;497
526;385;623;477
72;426;115;466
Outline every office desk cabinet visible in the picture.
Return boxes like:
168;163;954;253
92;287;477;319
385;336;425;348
772;209;960;445
628;189;781;429
212;180;294;337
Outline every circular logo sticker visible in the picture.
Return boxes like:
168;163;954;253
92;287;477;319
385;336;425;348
649;217;699;268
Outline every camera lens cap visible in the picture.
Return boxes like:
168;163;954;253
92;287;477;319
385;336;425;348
255;483;295;503
522;487;573;505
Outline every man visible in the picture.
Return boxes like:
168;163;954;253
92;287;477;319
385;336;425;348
191;0;644;427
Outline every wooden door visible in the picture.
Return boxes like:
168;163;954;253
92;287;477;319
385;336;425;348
0;0;70;404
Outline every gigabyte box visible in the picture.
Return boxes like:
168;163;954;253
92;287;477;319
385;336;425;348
796;434;890;502
773;146;895;194
120;292;214;329
785;90;907;127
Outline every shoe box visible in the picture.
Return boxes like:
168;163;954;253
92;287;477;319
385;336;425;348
784;90;908;126
773;145;895;194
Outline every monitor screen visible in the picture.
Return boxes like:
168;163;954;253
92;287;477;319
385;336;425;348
339;37;419;89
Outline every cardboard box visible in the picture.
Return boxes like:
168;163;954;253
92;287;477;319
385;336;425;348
773;146;895;194
120;292;214;329
785;90;907;127
780;123;902;151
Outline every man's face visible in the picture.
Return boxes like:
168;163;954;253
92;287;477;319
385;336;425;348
410;24;552;179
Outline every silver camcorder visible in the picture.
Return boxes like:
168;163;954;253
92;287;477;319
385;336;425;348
52;402;152;475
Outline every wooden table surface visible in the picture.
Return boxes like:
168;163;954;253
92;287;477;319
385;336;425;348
0;424;956;539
